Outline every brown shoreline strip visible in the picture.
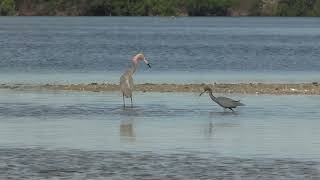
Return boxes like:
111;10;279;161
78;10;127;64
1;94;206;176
0;82;320;95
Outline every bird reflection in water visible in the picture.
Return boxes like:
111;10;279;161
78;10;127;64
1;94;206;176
204;121;214;138
203;120;239;139
204;112;240;138
120;118;135;142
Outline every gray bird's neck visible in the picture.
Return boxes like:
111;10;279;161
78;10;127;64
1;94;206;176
208;92;216;100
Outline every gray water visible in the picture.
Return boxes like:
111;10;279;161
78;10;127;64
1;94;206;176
1;17;320;179
1;17;320;84
0;90;320;179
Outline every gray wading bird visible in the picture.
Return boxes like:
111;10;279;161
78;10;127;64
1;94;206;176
120;53;151;107
199;86;244;111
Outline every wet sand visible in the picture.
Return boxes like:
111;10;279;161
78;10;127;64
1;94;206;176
1;82;320;95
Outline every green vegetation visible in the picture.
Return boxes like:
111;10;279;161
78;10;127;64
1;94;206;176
1;0;320;16
0;0;16;15
276;0;320;16
86;0;234;16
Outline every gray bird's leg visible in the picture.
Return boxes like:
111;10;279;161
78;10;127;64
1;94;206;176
130;96;133;107
229;108;234;112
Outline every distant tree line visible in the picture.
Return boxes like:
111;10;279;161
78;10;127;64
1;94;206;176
276;0;320;16
1;0;320;16
3;0;233;16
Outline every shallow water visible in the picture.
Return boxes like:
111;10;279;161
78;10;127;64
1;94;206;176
0;90;319;158
1;16;320;178
0;90;320;178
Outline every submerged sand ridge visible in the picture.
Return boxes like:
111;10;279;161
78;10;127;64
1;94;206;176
1;82;320;95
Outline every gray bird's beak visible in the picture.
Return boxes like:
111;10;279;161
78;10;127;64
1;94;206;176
147;63;151;68
199;91;205;96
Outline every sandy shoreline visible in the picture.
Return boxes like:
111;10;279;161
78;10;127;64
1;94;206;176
1;82;320;95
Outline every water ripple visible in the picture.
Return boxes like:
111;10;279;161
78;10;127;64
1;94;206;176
0;148;319;179
0;102;209;118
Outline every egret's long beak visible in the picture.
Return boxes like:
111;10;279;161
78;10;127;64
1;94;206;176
144;58;151;68
199;91;206;96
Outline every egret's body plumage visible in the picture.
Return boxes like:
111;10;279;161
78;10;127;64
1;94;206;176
120;53;150;107
120;69;134;98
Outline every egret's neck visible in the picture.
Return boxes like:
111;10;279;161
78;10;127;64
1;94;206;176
131;62;138;75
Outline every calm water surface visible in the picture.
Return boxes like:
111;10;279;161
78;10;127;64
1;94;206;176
0;90;320;179
0;17;320;84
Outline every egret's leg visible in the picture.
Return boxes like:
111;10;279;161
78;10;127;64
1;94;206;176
229;108;234;112
130;96;133;107
123;93;125;108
